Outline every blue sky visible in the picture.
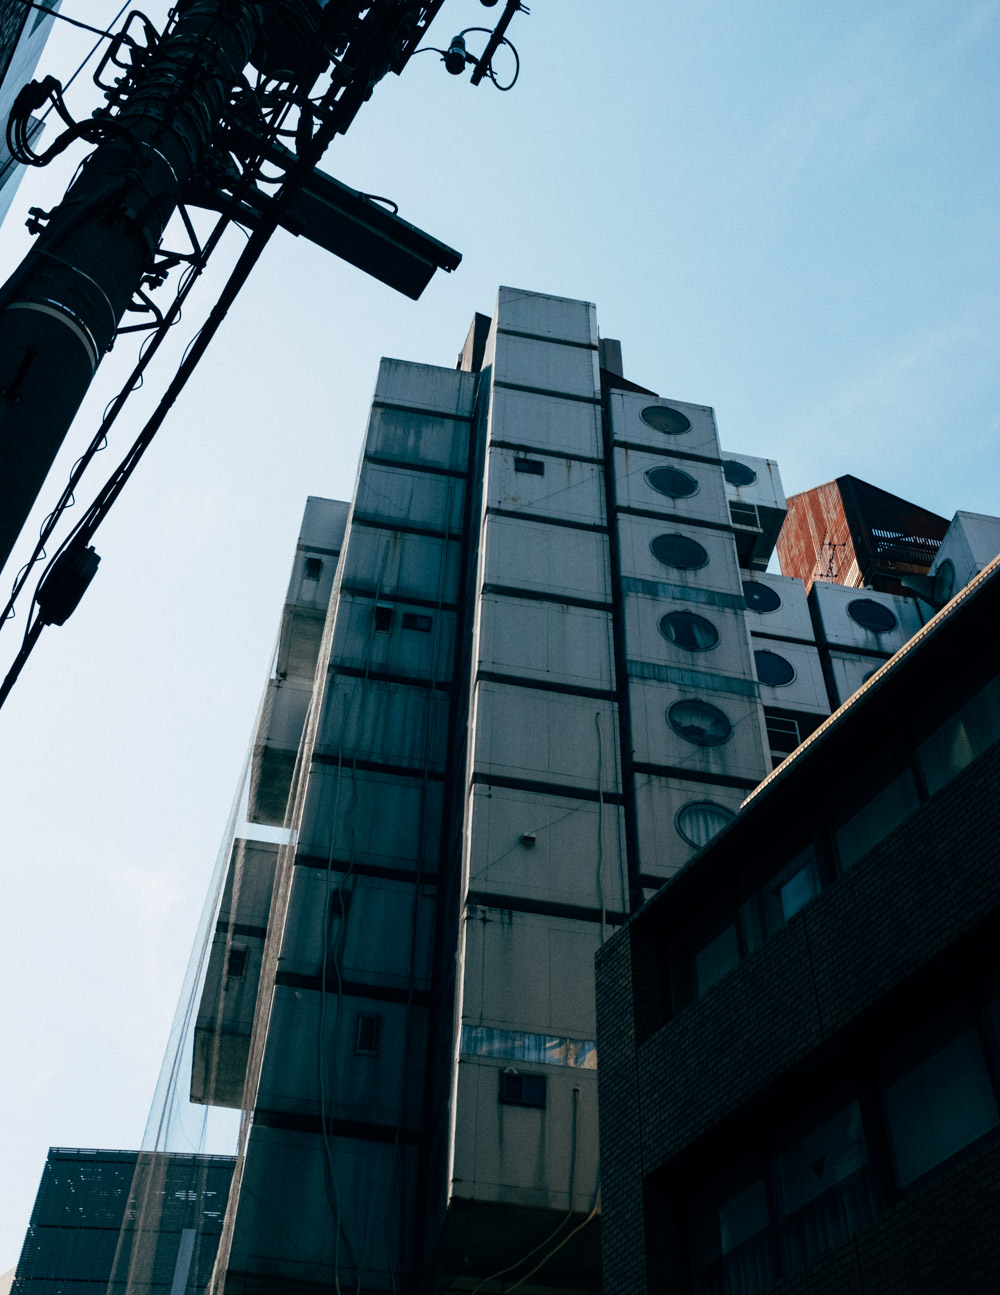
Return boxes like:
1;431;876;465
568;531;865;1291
0;0;997;1267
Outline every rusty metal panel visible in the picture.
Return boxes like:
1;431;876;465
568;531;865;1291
776;479;855;593
778;476;949;595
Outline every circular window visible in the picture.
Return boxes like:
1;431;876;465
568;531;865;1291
659;610;719;652
934;560;955;605
742;580;781;613
847;598;897;632
723;459;757;487
754;649;795;686
676;801;735;848
650;533;709;570
667;699;733;746
645;465;698;499
640;405;692;435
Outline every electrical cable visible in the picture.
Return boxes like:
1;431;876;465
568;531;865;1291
33;2;132;122
19;1;119;43
468;1087;583;1295
1;3;338;682
504;1185;601;1292
2;0;442;685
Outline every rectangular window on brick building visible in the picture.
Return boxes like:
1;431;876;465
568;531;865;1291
691;1174;775;1295
881;1021;999;1187
834;767;920;870
916;672;1000;796
772;1102;875;1275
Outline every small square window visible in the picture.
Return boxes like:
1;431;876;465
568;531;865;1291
730;502;760;529
402;612;433;632
304;556;322;579
355;1014;381;1057
373;604;393;633
514;458;545;476
765;712;801;756
226;946;248;980
498;1069;546;1108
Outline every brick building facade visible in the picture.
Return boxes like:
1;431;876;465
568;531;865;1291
596;555;1000;1294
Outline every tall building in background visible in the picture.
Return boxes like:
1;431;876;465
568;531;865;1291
191;287;816;1294
0;1;61;225
10;1148;233;1295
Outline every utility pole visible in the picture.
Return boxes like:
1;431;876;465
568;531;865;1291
0;0;273;568
0;0;527;711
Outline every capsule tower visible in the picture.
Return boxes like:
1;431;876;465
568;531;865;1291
181;286;847;1293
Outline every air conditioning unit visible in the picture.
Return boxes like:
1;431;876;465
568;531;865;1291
926;511;1000;604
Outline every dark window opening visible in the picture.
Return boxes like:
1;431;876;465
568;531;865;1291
402;612;433;632
723;459;758;487
763;708;821;767
226;947;248;980
355;1014;381;1057
650;533;710;571
304;556;322;579
498;1069;546;1108
514;457;545;476
743;580;782;613
668;699;733;747
730;502;760;529
675;801;735;849
659;610;719;652
755;650;796;687
847;598;897;632
646;466;699;499
373;604;393;633
640;405;692;435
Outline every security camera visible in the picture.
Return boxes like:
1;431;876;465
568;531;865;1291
444;34;468;74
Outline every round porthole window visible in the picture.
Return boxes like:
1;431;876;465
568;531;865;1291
645;465;699;499
676;801;735;848
640;405;692;435
659;610;719;652
754;649;795;686
723;459;757;487
847;598;897;632
742;580;781;613
650;533;709;570
934;560;955;605
667;699;733;746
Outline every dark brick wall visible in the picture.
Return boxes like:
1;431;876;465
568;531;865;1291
640;744;1000;1170
771;1135;1000;1295
598;742;1000;1294
596;929;647;1292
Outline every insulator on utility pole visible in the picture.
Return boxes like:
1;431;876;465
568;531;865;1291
0;0;271;570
